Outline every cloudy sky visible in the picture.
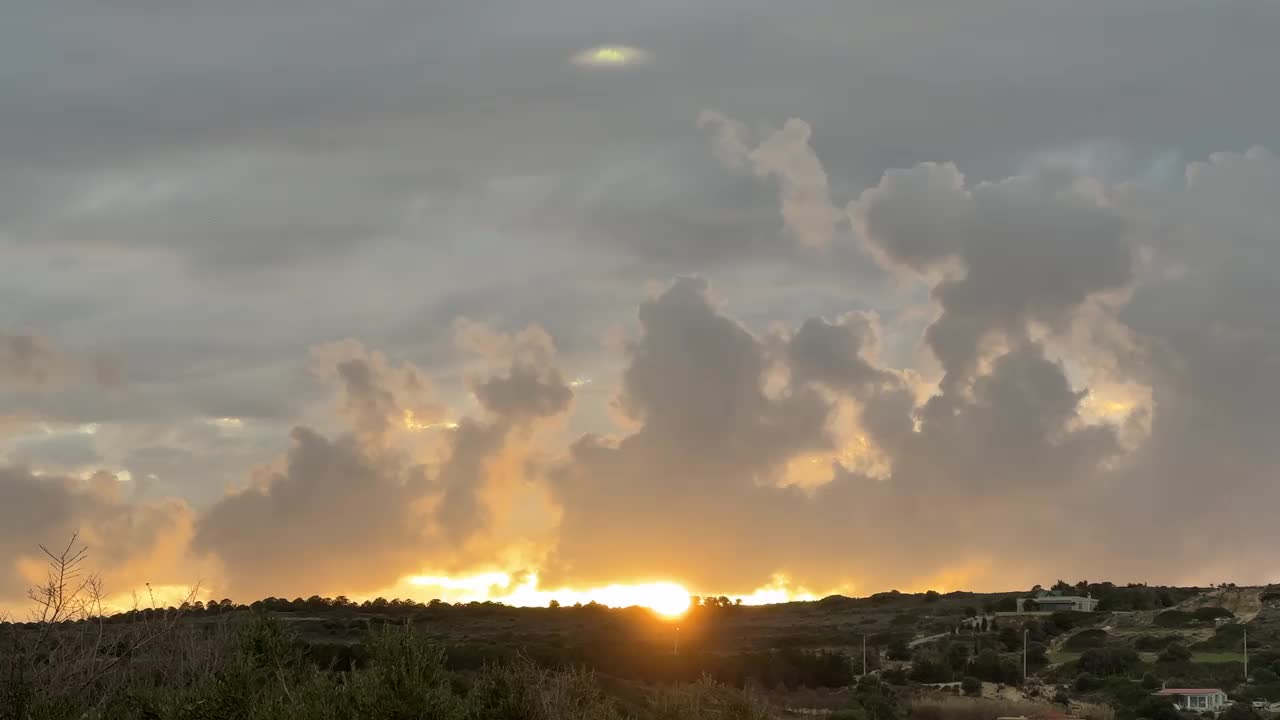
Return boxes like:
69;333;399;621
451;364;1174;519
3;0;1280;610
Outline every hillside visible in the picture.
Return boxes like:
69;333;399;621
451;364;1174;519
6;582;1279;719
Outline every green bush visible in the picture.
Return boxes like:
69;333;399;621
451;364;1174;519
1218;705;1264;720
1253;668;1280;684
1078;647;1140;677
1157;643;1192;664
1075;673;1103;692
909;651;953;684
881;667;909;685
1064;629;1110;651
961;677;982;697
1134;635;1182;652
1193;623;1261;652
1153;610;1197;628
1193;607;1234;622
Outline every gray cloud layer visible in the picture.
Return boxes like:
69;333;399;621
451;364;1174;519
3;0;1280;603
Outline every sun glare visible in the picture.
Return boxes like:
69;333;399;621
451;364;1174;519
404;572;691;617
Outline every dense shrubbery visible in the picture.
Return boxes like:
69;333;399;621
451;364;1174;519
1133;635;1182;652
1153;611;1196;628
1194;607;1235;622
1194;623;1262;652
909;651;953;684
1077;647;1140;677
1064;629;1110;651
1;615;782;720
1156;643;1192;664
967;650;1021;685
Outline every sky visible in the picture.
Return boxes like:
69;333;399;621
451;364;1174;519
3;0;1280;612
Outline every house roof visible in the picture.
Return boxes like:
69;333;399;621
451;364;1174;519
1031;596;1095;602
1155;689;1224;696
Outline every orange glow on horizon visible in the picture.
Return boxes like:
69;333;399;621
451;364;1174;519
399;572;829;617
406;572;692;618
18;574;831;619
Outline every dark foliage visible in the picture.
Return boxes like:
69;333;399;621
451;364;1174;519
1078;647;1140;677
1064;629;1110;651
1157;643;1192;664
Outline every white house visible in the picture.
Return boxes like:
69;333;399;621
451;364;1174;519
1154;688;1229;712
1015;592;1099;613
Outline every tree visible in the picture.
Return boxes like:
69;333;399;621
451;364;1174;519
924;590;941;603
1158;643;1192;664
1219;705;1264;720
961;676;982;696
1079;647;1140;676
970;649;1009;684
998;627;1022;652
1026;642;1049;670
887;638;912;662
964;607;979;618
1075;673;1103;692
909;650;953;684
1253;668;1280;684
548;599;561;609
1142;672;1163;690
946;643;972;671
1133;696;1183;720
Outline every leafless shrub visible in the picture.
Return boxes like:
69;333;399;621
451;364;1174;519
908;695;1048;720
1073;701;1116;720
1;534;206;716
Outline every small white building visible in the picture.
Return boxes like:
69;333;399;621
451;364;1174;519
1016;593;1099;613
1155;688;1229;712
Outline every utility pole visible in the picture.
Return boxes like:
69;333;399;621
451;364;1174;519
674;626;679;656
1244;627;1248;683
862;635;867;676
1023;629;1029;682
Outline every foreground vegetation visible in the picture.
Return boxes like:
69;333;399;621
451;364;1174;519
5;542;1280;720
3;613;792;720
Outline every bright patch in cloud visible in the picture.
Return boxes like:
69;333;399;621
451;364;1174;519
732;576;819;606
572;45;650;67
402;410;458;432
